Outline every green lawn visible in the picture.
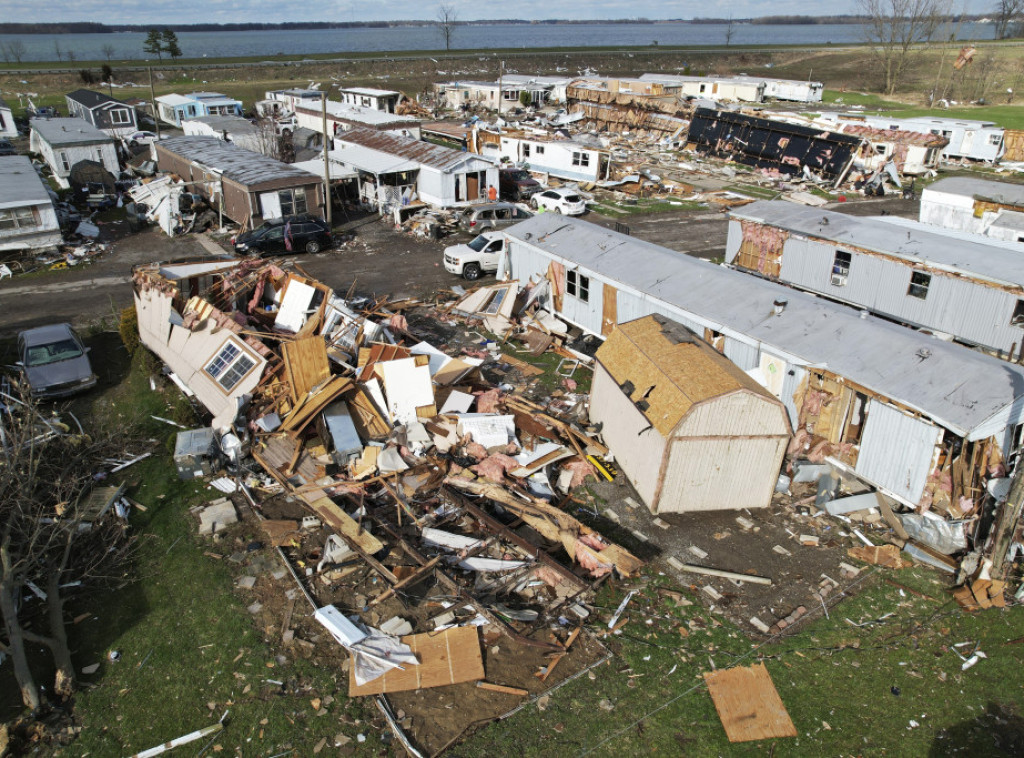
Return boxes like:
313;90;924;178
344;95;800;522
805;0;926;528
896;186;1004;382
5;340;1023;756
452;568;1024;756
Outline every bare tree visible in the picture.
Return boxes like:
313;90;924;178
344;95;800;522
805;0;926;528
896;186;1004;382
860;0;949;94
253;114;282;159
101;43;116;61
437;3;458;52
725;16;736;46
53;38;64;63
0;388;137;710
9;40;26;64
994;0;1024;38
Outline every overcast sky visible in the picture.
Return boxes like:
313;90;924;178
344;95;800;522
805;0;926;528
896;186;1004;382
0;0;998;26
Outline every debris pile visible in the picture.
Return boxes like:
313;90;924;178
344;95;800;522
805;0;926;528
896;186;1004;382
133;258;636;753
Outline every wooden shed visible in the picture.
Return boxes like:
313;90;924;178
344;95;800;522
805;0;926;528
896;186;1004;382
592;315;791;514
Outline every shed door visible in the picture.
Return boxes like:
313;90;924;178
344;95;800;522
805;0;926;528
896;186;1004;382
855;400;941;504
466;173;480;200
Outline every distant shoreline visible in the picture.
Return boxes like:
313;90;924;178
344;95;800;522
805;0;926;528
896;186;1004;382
0;15;992;35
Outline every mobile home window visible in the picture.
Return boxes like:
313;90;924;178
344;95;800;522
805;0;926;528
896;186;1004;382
566;270;590;303
279;188;308;216
0;207;37;230
1012;300;1024;326
204;341;256;391
831;250;851;286
535;145;545;155
523;143;531;157
572;151;590;167
989;133;1003;146
110;108;131;124
59;152;70;172
907;271;931;300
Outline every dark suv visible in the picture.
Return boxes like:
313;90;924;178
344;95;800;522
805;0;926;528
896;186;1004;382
499;168;541;201
233;215;331;257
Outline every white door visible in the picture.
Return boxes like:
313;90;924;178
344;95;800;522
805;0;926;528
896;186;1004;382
960;130;975;153
855;400;942;504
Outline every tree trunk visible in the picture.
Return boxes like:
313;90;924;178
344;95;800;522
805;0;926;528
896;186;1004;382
45;571;75;698
0;576;40;710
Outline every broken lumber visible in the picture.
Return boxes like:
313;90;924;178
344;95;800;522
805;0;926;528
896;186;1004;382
444;478;643;577
675;563;772;586
476;681;529;697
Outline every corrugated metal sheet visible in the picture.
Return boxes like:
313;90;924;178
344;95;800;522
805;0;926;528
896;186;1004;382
722;339;759;371
503;214;1024;438
775;234;1021;354
732;200;1024;288
338;127;494;172
855;400;942;503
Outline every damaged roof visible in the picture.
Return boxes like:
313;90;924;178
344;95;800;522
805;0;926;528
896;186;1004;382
924;177;1024;207
156;136;323;188
185;115;258;135
298;101;421;127
597;314;780;437
505;213;1024;438
0;156;52;209
731;200;1024;289
837;123;948;147
337;127;494;172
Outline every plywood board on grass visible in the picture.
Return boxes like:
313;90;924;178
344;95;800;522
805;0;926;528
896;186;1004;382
703;662;797;743
348;625;484;696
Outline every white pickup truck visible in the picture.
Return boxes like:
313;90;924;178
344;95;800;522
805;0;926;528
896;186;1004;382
443;232;506;280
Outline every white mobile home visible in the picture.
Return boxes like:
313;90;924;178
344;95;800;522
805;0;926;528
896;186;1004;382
838;124;947;175
294;101;422;140
29;118;118;189
726;200;1024;357
476;130;608;183
337;87;401;113
753;75;824;103
0;156;61;253
638;73;765;102
593;314;790;514
820;112;1005;162
335;127;496;208
919;176;1024;236
501;213;1024;509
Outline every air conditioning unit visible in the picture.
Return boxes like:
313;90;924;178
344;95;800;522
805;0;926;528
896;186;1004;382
830;274;847;287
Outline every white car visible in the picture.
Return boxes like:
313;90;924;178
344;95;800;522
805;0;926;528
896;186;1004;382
127;131;164;146
533;188;587;216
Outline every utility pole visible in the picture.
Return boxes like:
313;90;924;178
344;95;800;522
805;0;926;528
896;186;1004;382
321;91;332;228
148;65;161;139
498;59;504;120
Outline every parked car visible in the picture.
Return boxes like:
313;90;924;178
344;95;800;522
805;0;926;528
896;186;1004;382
443;232;506;280
0;139;16;156
458;202;533;233
16;323;97;399
126;131;164;147
533;188;587;216
233;215;332;256
498;168;542;201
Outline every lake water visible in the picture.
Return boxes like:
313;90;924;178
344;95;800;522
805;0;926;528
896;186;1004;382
0;21;996;64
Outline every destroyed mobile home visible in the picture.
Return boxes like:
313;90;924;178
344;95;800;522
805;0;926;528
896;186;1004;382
132;257;642;752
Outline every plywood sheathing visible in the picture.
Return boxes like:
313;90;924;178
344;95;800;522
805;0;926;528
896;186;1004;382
347;625;485;696
281;336;330;403
596;315;781;438
704;663;798;743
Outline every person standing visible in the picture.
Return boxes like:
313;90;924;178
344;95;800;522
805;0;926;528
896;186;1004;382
487;184;497;201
